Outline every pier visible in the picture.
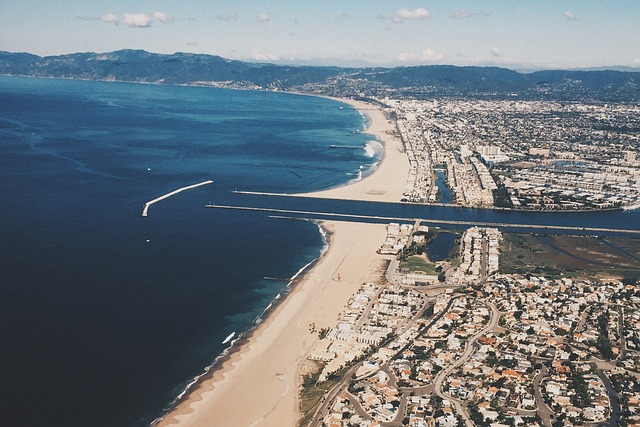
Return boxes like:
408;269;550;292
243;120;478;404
142;180;213;217
205;203;640;236
329;144;364;149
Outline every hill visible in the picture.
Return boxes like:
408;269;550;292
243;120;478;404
1;50;639;101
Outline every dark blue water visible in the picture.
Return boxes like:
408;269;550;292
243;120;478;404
0;77;381;427
1;77;639;427
425;232;458;262
434;170;451;203
214;192;640;237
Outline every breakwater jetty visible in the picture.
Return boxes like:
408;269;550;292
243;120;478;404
205;203;640;236
142;180;213;217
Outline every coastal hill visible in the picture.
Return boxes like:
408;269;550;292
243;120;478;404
1;49;640;101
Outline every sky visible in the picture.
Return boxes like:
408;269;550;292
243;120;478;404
1;0;639;70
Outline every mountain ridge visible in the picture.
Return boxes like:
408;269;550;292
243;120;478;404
1;49;639;101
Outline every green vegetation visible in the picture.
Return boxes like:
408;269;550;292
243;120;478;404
500;233;640;279
401;255;438;275
596;312;615;360
298;362;343;427
570;366;592;408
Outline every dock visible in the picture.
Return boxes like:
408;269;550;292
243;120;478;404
329;144;364;149
142;180;213;217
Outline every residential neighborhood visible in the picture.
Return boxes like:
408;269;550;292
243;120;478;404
308;224;640;427
384;98;640;210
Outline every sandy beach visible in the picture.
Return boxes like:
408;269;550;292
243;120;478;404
298;98;410;203
157;99;408;427
157;221;393;427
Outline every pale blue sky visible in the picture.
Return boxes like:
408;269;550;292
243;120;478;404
1;1;638;69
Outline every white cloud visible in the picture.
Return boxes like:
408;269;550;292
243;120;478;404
393;8;429;23
122;13;152;28
101;13;119;25
396;48;443;63
490;47;502;57
99;11;172;28
152;11;173;24
257;12;270;23
450;9;489;20
563;11;578;21
633;58;640;66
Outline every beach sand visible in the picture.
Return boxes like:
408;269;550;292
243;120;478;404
157;99;408;427
297;98;409;203
157;221;392;427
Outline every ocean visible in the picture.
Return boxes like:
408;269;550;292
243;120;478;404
0;76;381;426
1;76;639;427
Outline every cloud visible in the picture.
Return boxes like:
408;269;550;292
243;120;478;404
152;11;173;23
393;8;429;23
490;47;502;57
99;11;173;28
257;12;270;23
101;13;119;25
216;13;238;22
633;58;640;66
563;11;578;21
122;13;152;28
450;9;489;20
396;48;443;63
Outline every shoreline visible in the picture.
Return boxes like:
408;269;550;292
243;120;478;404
152;220;330;426
156;220;393;426
295;96;410;203
156;97;407;427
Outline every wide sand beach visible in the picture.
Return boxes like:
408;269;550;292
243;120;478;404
156;98;409;426
299;97;409;203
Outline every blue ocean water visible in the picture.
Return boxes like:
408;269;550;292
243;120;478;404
0;77;380;426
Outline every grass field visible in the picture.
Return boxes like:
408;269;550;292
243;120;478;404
500;234;640;280
401;255;439;275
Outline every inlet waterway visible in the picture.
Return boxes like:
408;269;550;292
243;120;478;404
434;169;452;203
212;192;640;237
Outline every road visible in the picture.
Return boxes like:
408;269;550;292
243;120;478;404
431;302;500;427
532;365;554;427
308;364;361;427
